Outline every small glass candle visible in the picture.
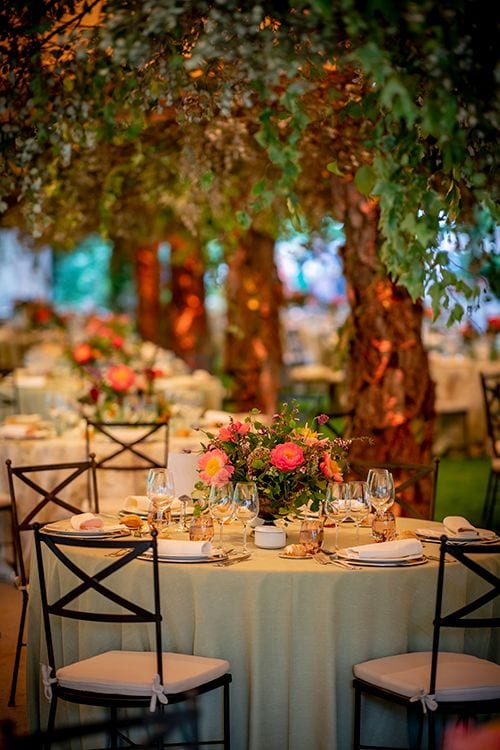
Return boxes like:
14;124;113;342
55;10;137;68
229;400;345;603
371;511;396;542
189;514;214;541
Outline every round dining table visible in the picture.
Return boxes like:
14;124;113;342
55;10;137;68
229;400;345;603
25;518;500;750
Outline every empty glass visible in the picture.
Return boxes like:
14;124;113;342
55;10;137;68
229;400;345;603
208;482;235;553
233;482;259;552
324;482;351;549
146;468;175;535
366;469;395;517
348;480;370;543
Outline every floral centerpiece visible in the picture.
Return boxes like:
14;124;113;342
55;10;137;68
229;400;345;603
68;314;170;422
14;299;66;330
195;403;359;520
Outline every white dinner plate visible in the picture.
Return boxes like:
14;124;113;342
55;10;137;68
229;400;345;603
416;528;499;544
43;518;128;537
335;555;428;568
119;507;194;519
337;548;425;565
278;552;314;560
139;552;227;564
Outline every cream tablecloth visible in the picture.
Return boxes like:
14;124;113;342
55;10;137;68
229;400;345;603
26;519;500;750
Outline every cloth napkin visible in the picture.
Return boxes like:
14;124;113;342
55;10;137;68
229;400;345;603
443;515;480;538
344;538;423;559
70;513;104;531
124;495;151;513
156;539;212;558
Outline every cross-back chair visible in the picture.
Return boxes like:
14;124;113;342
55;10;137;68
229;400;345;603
5;456;98;707
347;458;440;521
85;419;170;511
33;525;231;750
352;536;500;750
480;372;500;529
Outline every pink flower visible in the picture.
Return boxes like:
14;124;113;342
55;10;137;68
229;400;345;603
319;453;343;481
105;364;136;392
270;442;304;471
197;448;235;486
443;721;500;750
218;421;251;441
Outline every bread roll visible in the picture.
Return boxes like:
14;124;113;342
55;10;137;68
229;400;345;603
119;514;143;530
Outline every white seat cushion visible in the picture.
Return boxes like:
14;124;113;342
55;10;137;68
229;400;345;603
353;651;500;702
57;650;230;697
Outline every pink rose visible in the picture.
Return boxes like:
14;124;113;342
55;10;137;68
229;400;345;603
218;421;250;441
197;448;235;486
73;343;94;365
270;442;304;471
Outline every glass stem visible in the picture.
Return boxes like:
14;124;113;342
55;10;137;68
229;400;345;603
242;524;248;552
219;521;224;550
335;523;339;550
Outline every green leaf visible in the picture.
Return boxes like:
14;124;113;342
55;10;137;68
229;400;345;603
326;161;343;176
235;211;251;230
354;165;376;196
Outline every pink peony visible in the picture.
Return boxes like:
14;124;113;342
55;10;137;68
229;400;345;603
270;442;304;471
319;453;343;481
197;448;235;486
105;364;136;392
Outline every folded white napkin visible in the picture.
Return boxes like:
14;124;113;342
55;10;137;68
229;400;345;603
344;539;423;559
124;495;151;513
0;424;32;439
203;409;232;425
5;413;42;425
156;539;212;558
70;513;104;531
443;515;479;538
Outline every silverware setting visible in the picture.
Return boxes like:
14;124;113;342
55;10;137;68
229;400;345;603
215;552;252;567
314;551;362;570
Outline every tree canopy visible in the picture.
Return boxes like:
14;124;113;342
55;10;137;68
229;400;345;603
0;0;498;319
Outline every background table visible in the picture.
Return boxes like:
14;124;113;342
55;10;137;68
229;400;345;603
26;519;500;750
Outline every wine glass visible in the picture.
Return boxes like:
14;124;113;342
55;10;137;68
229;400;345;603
324;482;351;550
348;480;370;543
366;469;395;517
146;468;175;535
208;482;235;553
233;482;259;552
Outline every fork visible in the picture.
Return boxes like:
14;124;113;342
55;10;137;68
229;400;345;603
314;551;361;570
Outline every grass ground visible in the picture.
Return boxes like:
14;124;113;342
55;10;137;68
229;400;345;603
434;456;495;528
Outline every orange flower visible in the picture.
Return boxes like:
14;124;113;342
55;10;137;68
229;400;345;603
105;364;136;392
218;421;251;441
73;343;94;365
319;453;343;481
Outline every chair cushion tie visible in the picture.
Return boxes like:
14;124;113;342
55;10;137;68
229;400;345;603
150;673;168;711
41;663;57;701
409;689;438;713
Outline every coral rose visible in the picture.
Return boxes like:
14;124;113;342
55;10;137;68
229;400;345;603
105;364;136;392
270;442;304;471
73;343;94;365
218;421;251;441
197;448;235;486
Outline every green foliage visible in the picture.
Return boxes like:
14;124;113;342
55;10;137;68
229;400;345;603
0;0;497;318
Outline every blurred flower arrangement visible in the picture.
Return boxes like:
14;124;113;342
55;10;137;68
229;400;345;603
13;299;66;330
68;314;170;422
196;402;359;519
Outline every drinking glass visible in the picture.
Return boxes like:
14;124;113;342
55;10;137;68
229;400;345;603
208;482;235;553
146;468;175;535
366;468;395;517
348;480;370;543
324;482;351;550
299;517;324;553
233;482;259;552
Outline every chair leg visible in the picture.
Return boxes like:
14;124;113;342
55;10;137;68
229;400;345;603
223;682;231;750
44;694;58;750
352;683;361;750
8;588;28;707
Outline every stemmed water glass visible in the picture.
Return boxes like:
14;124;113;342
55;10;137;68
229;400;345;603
324;482;351;550
366;468;395;517
146;468;175;535
348;480;370;543
233;482;259;552
208;482;236;553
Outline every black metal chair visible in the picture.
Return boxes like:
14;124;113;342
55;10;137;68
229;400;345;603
33;525;231;750
348;458;440;521
480;372;500;529
352;536;500;750
5;456;99;707
85;419;170;512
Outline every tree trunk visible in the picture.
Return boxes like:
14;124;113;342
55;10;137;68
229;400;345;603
168;231;213;371
224;228;284;414
335;179;436;517
135;242;161;343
